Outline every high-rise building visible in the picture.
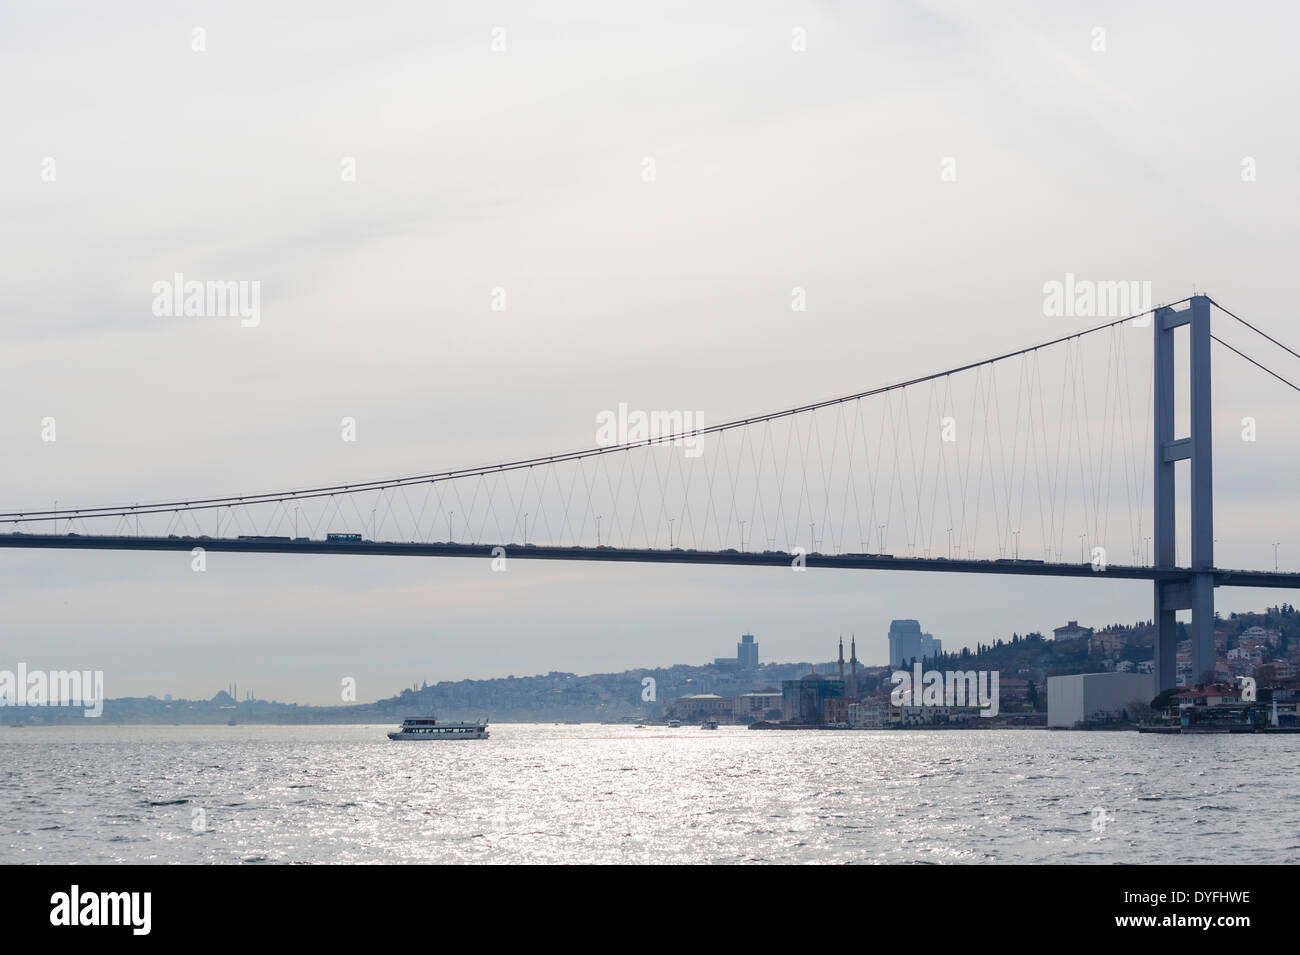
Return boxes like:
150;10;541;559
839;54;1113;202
889;620;940;666
738;633;759;668
888;619;923;667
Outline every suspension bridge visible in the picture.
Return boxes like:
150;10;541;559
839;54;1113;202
4;294;1299;691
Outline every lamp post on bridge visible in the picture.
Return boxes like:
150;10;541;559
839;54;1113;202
596;515;602;546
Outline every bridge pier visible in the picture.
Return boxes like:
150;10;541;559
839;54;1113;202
1152;296;1215;691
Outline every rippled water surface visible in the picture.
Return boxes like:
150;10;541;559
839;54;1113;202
2;724;1296;864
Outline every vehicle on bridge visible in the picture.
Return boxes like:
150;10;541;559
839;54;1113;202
326;533;362;542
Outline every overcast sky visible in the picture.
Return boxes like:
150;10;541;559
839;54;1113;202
3;0;1300;704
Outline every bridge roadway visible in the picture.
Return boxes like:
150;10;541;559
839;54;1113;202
2;533;1298;589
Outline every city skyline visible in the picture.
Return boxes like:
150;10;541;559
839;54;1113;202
6;1;1300;704
5;0;1300;885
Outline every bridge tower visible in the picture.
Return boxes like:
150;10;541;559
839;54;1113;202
1152;295;1214;692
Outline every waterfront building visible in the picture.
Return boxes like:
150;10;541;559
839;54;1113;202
1046;672;1155;727
781;668;845;724
1172;684;1243;707
894;704;969;726
999;677;1030;709
733;691;782;722
667;694;733;721
847;698;891;728
823;696;854;724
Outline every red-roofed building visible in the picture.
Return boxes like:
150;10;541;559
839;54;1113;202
1171;684;1242;707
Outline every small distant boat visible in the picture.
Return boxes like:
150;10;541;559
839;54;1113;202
388;717;489;740
634;724;646;729
667;719;681;728
226;719;237;726
700;719;719;730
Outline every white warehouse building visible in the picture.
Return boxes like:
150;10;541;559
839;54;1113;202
1047;672;1156;728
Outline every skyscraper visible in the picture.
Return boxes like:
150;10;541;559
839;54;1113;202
738;633;759;668
888;619;921;667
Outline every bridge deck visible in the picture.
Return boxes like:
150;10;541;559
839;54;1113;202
2;533;1297;588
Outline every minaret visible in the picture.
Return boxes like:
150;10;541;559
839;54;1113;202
850;635;859;698
838;636;845;683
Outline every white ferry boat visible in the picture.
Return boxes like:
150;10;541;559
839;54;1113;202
387;717;489;740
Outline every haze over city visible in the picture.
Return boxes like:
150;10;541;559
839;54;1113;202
4;0;1300;703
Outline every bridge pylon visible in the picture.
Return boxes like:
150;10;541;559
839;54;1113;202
1152;295;1214;692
